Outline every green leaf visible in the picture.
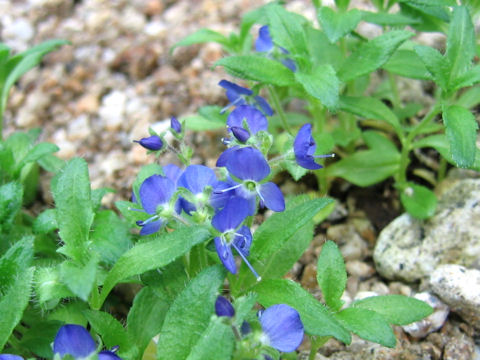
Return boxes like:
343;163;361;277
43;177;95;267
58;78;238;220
317;241;347;312
51;158;94;261
338;96;401;133
414;45;449;90
382;49;432;80
361;11;419;26
335;308;396;347
264;4;308;56
33;209;58;234
84;310;136;359
35;266;73;308
59;256;97;301
446;6;475;85
327;149;400;187
91;187;115;210
232;293;257;328
90;210;132;266
171;29;231;52
0;236;34;294
0;182;23;232
338;30;413;82
215;55;295;86
2;40;68;112
16;142;59;173
353;294;433;325
157;265;225;360
232;198;333;293
442;105;478;168
456;86;480;109
254;279;351;344
451;65;480;90
400;183;437;219
295;64;339;110
0;267;34;351
127;287;171;356
318;7;362;43
97;226;211;307
362;131;398;153
186;317;235;360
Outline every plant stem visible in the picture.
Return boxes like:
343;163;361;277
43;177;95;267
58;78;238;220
309;336;331;360
397;104;441;184
268;86;292;135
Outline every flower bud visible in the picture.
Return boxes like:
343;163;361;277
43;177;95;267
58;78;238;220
230;126;250;143
134;135;163;151
170;116;182;133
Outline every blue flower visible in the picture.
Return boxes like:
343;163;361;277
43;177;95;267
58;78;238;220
215;296;235;317
219;80;273;116
212;196;259;278
177;164;229;214
53;324;122;359
0;355;23;360
136;174;176;235
227;105;268;136
170;116;182;133
259;304;304;353
133;135;163;151
221;147;285;215
294;124;334;170
255;25;297;72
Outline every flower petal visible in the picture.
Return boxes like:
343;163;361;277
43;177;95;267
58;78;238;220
226;147;270;181
214;237;237;274
215;296;235;317
255;25;274;52
233;225;252;256
253;95;274;116
139;219;162;235
0;355;24;360
259;304;304;353
178;165;217;195
227;105;268;134
53;324;96;358
163;164;183;184
211;197;249;232
216;146;239;167
259;182;285;212
293;124;322;170
139;175;175;214
98;351;122;360
219;80;253;101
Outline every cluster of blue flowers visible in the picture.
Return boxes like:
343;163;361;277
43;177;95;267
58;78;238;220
0;325;121;360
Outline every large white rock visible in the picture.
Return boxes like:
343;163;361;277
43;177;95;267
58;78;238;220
429;264;480;329
374;178;480;282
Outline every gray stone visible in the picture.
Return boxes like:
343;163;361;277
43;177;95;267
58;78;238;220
374;179;480;282
402;292;449;338
429;264;480;329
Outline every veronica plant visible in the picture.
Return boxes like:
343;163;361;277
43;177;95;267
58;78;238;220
0;2;442;360
176;0;480;220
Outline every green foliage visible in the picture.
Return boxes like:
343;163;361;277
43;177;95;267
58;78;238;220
317;241;347;311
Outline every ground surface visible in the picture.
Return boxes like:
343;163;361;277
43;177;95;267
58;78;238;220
2;0;479;359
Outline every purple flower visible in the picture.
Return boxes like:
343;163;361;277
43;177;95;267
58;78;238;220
133;135;163;151
259;304;304;353
220;147;285;215
136;174;176;235
170;116;182;133
255;25;297;72
227;105;268;136
212;197;258;278
53;324;122;359
215;296;235;317
294;124;334;170
219;80;273;116
0;355;24;360
53;324;96;358
255;25;274;52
